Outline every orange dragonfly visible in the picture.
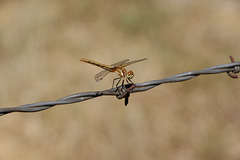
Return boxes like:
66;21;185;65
80;58;147;88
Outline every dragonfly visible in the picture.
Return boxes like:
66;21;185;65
80;58;147;89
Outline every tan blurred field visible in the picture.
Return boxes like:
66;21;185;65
1;0;240;159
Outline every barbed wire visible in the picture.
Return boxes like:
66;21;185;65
0;56;239;116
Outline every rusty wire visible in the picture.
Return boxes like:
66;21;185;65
0;56;239;116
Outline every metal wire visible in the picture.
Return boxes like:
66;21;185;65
0;56;239;116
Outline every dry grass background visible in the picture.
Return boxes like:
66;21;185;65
0;0;240;159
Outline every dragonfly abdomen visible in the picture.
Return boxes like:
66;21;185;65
80;58;113;71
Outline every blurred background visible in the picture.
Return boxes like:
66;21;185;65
0;0;240;159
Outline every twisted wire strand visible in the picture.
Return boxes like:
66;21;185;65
0;59;239;116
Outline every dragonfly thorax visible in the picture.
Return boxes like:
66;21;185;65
116;68;134;79
116;67;127;77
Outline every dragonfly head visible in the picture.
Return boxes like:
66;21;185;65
126;70;134;79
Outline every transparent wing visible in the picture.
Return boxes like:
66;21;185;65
121;58;147;67
94;59;129;82
95;70;110;82
111;59;129;66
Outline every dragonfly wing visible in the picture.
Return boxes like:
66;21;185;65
122;58;147;67
111;59;129;66
94;70;110;82
94;59;129;82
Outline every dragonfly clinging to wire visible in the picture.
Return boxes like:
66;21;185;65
80;58;147;89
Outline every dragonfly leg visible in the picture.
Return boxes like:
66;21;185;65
115;78;126;93
117;79;123;93
121;79;127;91
113;77;124;93
112;77;121;88
126;78;134;84
116;78;122;88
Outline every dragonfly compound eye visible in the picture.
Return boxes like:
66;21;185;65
127;70;134;79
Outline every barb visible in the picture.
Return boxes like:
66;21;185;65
227;56;239;78
0;56;239;116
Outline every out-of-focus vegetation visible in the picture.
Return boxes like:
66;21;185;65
1;0;240;159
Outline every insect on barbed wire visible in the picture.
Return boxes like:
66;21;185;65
0;56;239;116
80;58;147;90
